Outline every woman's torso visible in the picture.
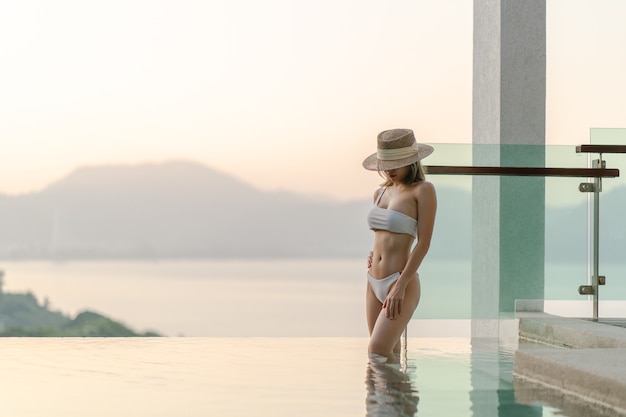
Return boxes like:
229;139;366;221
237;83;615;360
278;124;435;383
368;184;419;279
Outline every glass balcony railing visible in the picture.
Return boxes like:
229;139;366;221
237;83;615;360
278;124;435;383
420;139;625;322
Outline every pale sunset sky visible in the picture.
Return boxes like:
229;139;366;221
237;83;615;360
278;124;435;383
1;0;625;201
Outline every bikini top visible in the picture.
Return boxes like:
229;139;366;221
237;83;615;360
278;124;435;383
367;188;417;238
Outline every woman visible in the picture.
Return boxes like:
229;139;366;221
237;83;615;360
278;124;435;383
362;128;436;361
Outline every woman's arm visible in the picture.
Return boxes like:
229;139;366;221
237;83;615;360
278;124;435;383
402;181;437;279
367;187;382;269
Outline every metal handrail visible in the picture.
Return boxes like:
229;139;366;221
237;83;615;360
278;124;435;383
576;144;626;154
427;165;619;178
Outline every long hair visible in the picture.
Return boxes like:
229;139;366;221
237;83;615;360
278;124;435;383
379;161;427;187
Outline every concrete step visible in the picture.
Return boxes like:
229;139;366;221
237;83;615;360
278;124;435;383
514;313;626;415
515;348;626;416
518;313;626;348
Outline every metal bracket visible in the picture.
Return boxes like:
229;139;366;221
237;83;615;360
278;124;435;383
579;182;596;192
579;160;606;193
578;276;605;295
579;285;594;295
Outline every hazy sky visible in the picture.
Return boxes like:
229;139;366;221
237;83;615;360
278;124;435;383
1;0;625;201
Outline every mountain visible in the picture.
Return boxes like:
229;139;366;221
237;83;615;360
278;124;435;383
0;161;377;259
0;160;623;261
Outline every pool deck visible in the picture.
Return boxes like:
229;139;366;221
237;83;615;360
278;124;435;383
513;313;626;416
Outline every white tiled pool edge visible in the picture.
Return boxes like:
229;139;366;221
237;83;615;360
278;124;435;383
514;313;626;416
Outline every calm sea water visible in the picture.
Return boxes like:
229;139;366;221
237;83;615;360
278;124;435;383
1;259;473;337
2;259;624;336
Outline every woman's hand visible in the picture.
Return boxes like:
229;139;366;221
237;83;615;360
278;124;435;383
383;283;405;320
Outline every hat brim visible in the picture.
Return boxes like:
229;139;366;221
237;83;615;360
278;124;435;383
362;144;434;171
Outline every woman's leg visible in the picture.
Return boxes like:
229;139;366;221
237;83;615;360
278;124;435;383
366;282;382;336
368;277;421;361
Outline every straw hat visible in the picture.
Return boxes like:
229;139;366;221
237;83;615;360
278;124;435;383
362;129;434;171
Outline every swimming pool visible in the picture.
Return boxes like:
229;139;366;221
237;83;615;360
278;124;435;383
0;336;579;416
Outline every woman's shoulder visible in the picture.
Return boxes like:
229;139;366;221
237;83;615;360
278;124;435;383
411;180;436;198
410;179;435;191
372;187;385;202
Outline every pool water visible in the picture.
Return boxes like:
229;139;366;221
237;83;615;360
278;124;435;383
0;337;571;416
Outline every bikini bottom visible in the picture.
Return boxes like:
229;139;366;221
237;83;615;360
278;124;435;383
368;271;418;303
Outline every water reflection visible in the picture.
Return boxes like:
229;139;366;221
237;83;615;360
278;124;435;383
470;339;543;417
365;353;420;417
514;376;620;417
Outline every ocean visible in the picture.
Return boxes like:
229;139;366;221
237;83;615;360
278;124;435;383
1;258;479;337
1;258;624;337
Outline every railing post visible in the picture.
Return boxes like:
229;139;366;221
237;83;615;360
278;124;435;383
578;157;604;319
591;156;602;319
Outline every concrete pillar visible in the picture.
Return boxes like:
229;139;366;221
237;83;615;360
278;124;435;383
472;0;546;337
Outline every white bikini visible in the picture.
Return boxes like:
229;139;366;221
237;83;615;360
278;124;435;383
367;188;418;303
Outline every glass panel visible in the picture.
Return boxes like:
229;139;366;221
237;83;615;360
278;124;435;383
420;144;472;320
544;145;589;292
474;142;548;320
543;144;593;317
